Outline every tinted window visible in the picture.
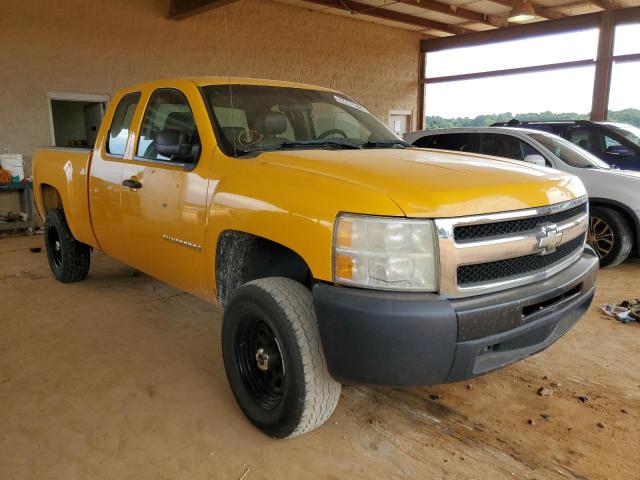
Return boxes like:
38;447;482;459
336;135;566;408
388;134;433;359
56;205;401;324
137;89;199;161
107;92;140;156
412;135;434;148
530;133;609;168
481;134;530;160
567;128;598;154
602;133;634;156
424;133;477;152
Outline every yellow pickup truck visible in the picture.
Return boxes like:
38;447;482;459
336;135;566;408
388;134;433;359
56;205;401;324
33;77;598;438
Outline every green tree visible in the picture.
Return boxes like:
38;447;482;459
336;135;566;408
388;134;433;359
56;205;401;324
424;109;640;129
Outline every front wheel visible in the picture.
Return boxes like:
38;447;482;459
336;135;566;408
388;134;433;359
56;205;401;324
222;277;341;438
588;207;633;268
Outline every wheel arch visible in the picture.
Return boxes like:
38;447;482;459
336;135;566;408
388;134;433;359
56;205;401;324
589;197;640;255
214;230;314;307
40;183;64;213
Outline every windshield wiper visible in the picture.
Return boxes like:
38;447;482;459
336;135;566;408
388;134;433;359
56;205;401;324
361;140;410;149
240;139;362;155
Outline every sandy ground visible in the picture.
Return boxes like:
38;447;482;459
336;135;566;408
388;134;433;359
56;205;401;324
0;235;639;480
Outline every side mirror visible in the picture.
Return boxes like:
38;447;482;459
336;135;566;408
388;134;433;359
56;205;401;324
523;154;547;167
156;129;196;163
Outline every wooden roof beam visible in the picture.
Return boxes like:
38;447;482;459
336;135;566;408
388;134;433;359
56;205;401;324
395;0;505;27
591;0;619;10
303;0;474;35
169;0;240;20
488;0;567;20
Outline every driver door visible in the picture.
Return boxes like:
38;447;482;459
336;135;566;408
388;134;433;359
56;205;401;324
119;83;213;298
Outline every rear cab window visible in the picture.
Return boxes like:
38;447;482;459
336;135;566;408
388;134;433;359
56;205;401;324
107;92;141;156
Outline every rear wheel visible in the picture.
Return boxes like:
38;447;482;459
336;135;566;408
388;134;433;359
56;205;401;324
222;277;341;438
588;206;633;268
44;209;91;283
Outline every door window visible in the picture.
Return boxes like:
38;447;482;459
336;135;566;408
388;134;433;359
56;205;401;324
602;133;633;156
423;133;478;152
481;134;528;160
567;128;598;154
137;89;200;162
107;92;140;156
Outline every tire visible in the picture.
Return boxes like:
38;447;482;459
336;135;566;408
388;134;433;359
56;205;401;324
222;277;341;438
588;206;633;268
44;209;91;283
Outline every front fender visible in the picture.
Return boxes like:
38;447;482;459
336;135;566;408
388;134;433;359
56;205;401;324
204;159;404;301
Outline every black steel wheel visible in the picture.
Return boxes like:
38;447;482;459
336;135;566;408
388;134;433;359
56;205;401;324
222;277;341;438
44;209;91;283
235;317;286;410
588;206;633;268
47;224;63;269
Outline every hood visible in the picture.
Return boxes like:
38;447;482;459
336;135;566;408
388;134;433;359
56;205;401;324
258;148;586;218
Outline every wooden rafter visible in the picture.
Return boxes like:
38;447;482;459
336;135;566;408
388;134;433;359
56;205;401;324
394;0;505;27
303;0;474;35
488;0;567;20
591;0;618;10
169;0;240;20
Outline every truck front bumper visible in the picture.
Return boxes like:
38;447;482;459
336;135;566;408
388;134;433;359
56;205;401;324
313;248;598;387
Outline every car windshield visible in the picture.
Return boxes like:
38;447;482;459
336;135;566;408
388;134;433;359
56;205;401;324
529;133;610;169
201;84;406;157
607;124;640;148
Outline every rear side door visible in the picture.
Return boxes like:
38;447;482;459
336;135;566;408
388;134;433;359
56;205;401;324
89;90;141;259
119;82;214;298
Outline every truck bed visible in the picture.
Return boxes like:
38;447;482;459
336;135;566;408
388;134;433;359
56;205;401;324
32;147;98;247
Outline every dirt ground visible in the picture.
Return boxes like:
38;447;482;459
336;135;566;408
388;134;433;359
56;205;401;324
1;235;639;480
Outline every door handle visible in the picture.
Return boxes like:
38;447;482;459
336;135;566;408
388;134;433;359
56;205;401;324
122;178;142;190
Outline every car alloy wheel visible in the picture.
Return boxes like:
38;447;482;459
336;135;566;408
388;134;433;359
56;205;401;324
588;216;614;259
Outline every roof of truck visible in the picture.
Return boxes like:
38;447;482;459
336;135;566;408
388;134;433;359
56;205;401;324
188;76;338;92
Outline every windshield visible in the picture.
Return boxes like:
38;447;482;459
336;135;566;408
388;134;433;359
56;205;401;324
530;133;610;169
607;124;640;148
201;84;405;156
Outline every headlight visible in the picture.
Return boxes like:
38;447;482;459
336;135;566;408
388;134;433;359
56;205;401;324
333;214;438;291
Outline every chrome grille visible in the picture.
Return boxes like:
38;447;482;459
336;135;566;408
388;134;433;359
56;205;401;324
435;197;589;298
457;233;587;286
454;203;588;242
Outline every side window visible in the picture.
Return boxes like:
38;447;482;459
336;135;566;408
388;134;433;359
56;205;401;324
602;134;632;155
428;133;477;153
107;92;140;156
568;128;597;153
413;136;434;148
481;134;526;160
137;89;199;162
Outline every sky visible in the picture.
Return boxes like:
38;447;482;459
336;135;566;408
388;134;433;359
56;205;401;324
425;24;640;118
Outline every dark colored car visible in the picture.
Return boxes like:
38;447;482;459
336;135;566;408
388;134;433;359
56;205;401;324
490;120;640;171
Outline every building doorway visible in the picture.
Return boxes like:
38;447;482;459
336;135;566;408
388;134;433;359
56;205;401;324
47;93;109;148
388;110;413;136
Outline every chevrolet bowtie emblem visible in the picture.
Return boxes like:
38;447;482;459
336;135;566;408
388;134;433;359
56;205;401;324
537;225;563;255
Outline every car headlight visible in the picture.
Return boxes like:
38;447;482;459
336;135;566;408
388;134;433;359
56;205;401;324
333;214;439;292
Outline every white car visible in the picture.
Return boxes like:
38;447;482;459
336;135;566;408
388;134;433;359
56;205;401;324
405;127;640;267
